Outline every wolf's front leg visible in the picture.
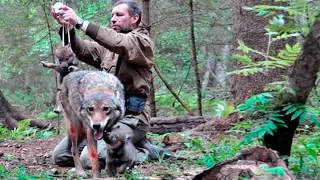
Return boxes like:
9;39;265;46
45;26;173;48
117;161;132;174
68;121;87;177
86;131;100;178
40;61;62;73
106;161;117;177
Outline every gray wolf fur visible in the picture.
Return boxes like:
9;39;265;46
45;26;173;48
59;70;125;178
104;125;137;176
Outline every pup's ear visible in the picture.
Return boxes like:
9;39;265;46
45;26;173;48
54;44;61;50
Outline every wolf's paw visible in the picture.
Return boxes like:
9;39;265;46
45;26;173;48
40;61;49;67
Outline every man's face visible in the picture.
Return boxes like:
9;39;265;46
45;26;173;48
111;4;138;32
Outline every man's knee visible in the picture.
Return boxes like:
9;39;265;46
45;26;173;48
79;152;92;170
52;146;74;167
79;141;107;170
79;153;106;170
117;118;148;144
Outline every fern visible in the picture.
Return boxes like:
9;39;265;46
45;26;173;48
229;0;319;76
239;93;320;144
229;41;301;76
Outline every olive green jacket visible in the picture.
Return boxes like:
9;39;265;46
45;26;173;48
64;23;154;125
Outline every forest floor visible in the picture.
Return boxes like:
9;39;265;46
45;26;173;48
0;116;239;179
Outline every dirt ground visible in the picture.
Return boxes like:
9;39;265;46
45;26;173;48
0;116;236;179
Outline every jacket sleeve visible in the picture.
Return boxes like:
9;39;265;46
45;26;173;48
85;23;154;68
59;27;105;69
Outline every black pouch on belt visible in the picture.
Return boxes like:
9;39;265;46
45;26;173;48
126;96;147;115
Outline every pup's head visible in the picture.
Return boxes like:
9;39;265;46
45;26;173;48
55;43;78;69
104;126;130;149
81;92;123;140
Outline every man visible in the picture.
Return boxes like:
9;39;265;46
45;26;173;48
51;0;171;169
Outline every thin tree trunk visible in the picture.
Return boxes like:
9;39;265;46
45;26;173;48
154;65;194;115
141;0;157;117
189;0;202;116
264;14;320;158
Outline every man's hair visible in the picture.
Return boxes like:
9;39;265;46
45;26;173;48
114;0;142;26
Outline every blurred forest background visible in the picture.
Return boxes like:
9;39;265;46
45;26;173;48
0;0;234;117
0;0;320;179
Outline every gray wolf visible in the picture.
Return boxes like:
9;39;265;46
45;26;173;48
104;124;137;176
59;70;125;178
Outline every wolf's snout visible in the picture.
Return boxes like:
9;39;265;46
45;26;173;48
93;122;101;130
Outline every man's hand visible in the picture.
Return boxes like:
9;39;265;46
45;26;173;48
50;4;79;27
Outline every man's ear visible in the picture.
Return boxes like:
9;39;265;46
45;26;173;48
131;14;139;26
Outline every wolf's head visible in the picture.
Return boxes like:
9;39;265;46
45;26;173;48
80;92;123;140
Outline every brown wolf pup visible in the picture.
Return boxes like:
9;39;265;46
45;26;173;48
41;43;79;83
104;125;137;177
59;70;125;178
41;43;79;113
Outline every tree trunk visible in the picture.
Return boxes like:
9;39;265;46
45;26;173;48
264;14;320;157
230;0;289;106
189;0;202;116
141;0;157;117
0;90;50;130
149;116;209;134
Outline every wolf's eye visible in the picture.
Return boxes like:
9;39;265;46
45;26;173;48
103;107;110;114
87;107;94;112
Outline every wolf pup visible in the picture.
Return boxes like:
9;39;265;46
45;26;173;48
59;70;125;178
104;125;137;177
41;43;79;113
41;43;79;83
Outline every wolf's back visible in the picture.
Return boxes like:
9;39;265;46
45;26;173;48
60;70;125;119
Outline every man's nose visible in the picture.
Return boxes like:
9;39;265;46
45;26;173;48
111;16;116;24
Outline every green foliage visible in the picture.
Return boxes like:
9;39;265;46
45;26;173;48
229;41;301;76
238;92;320;144
226;121;254;135
185;135;256;168
289;128;320;178
0;164;54;180
259;164;285;177
3;89;53;111
230;0;320;76
156;88;234;117
0;124;10;138
39;110;59;120
0;119;55;141
123;169;144;180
